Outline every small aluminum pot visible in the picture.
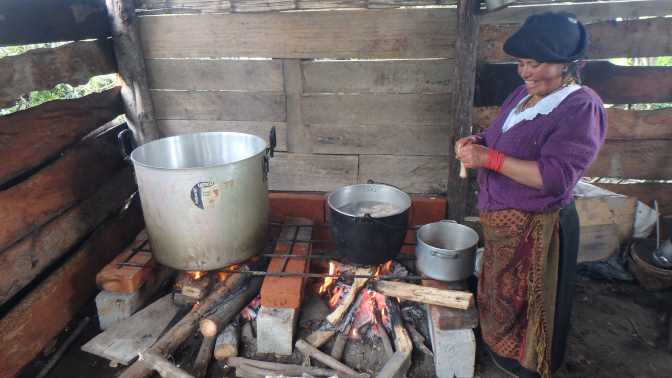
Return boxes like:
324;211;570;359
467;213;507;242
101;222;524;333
416;220;479;282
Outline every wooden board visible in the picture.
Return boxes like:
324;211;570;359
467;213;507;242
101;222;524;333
267;153;358;192
587;140;672;181
358;155;449;195
145;58;283;91
475;62;672;107
575;196;638;246
0;166;137;306
0;125;128;252
578;223;621;263
138;8;456;59
150;90;286;121
81;293;180;365
472;106;672;141
478;18;672;63
0;88;123;187
301;94;452;126
0;197;144;378
301;59;454;94
156;120;287;151
309;124;450;156
0;40;117;109
0;0;111;47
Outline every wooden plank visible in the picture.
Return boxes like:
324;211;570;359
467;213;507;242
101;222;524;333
475;61;672;107
268;153;358;192
0;40;117;109
156;120;287;151
284;59;310;153
587;140;672;180
0;196;144;378
358;155;449;195
0;166;137;306
301;94;452;126
0;125;128;252
478;18;672;63
146;59;283;91
139;8;456;59
309;124;450;156
578;223;620;263
301;59;454;94
0;0;111;47
480;1;672;26
82;293;179;365
472;106;672;141
151;91;286;121
575;196;638;245
0;88;123;187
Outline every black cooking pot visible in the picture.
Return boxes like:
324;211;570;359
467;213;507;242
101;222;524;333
327;183;411;266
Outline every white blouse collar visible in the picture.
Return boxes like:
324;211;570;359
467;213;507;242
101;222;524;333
502;84;581;132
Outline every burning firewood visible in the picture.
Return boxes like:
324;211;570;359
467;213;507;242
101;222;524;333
304;290;365;348
371;296;394;357
214;321;240;360
326;266;377;326
192;335;216;378
182;272;214;299
199;267;250;337
384;296;413;354
403;321;434;357
368;280;474;310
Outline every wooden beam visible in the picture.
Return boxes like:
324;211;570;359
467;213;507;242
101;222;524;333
151;91;285;122
0;196;144;378
0;125;128;252
447;0;479;222
358;155;449;195
106;0;160;145
0;88;123;187
0;40;117;109
0;166;137;306
369;280;474;310
284;58;309;153
586;140;672;180
0;0;111;47
267;153;358;192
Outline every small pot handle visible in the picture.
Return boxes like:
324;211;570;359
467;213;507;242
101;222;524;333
118;129;137;159
364;179;415;227
431;250;461;259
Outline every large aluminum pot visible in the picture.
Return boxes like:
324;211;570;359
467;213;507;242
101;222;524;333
328;183;411;266
126;129;275;271
416;220;479;281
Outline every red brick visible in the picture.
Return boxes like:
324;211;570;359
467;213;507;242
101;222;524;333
402;196;447;255
422;278;479;330
269;193;325;224
260;217;314;308
96;230;155;293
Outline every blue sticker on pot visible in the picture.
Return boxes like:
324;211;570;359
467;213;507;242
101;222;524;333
191;181;222;210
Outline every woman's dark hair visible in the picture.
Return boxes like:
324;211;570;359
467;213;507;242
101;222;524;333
564;60;583;84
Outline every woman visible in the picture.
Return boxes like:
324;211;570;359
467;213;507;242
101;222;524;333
455;12;607;378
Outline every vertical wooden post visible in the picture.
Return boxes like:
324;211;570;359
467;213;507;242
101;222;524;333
447;0;480;222
106;0;160;145
283;58;310;153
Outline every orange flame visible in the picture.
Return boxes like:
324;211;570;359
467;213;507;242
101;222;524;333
329;286;344;308
319;262;338;295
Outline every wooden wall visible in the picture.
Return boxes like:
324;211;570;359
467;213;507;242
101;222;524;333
0;1;143;377
136;0;672;211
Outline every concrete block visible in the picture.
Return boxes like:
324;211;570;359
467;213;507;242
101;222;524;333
96;269;166;331
427;308;476;378
256;306;300;355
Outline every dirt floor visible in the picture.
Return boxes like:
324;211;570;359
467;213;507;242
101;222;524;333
19;276;672;378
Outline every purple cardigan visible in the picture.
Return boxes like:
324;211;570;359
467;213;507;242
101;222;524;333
476;85;607;212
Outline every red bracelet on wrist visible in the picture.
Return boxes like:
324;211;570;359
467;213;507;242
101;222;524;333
485;150;507;173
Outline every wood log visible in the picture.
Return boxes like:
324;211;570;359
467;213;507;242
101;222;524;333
200;268;249;337
214;322;240;360
384;297;413;354
375;350;411;378
404;322;434;357
192;336;216;378
227;357;342;377
240;321;255;343
106;0;160;145
0;197;144;378
326;266;377;325
371;297;394;358
118;274;264;378
303;330;336;348
138;348;194;378
183;274;213;299
294;339;361;376
330;324;350;361
368;280;474;310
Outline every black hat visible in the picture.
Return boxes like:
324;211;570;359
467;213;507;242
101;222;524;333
503;11;588;63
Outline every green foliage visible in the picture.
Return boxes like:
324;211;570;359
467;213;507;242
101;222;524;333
608;56;672;110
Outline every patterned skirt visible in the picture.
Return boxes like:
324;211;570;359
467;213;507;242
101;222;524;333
478;208;561;378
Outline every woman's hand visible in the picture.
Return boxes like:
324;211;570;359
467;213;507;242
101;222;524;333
456;143;489;170
455;136;476;152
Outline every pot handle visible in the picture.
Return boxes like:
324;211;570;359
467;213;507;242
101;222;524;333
263;126;277;181
365;179;415;227
431;250;461;259
118;129;137;160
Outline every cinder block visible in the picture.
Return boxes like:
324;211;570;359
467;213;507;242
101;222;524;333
96;269;167;331
256;306;300;355
427;308;476;378
260;217;313;308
